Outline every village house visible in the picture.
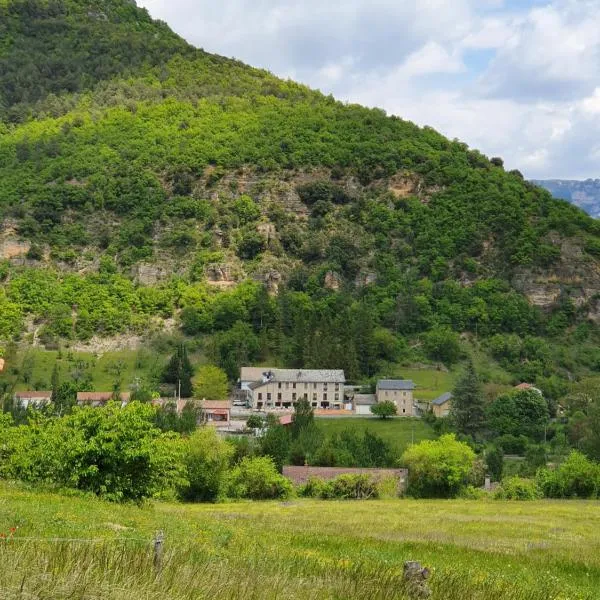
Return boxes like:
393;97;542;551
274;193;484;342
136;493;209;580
77;392;131;407
202;400;231;427
14;391;52;408
375;380;416;416
240;367;345;411
431;392;452;418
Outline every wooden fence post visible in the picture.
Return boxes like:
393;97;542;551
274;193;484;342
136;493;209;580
153;531;164;574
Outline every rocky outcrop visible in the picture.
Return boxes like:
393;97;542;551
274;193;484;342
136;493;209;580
134;263;167;286
324;270;342;291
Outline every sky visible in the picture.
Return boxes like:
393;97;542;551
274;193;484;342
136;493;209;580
138;0;600;180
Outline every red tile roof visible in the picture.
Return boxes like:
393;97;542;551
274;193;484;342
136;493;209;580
77;392;131;402
15;391;52;399
202;400;231;410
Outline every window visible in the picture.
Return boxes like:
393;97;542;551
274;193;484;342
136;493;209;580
303;393;308;400
313;383;317;389
335;383;340;391
334;393;339;401
323;393;327;401
323;383;328;390
258;393;262;400
267;393;271;401
277;393;282;401
292;393;297;401
293;382;296;389
312;402;318;408
278;382;282;389
304;383;308;390
312;393;317;401
285;382;289;390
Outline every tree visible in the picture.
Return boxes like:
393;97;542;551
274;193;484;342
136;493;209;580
260;424;291;471
212;322;260;380
52;381;77;416
487;389;549;441
423;326;461;365
50;363;60;402
179;427;233;502
162;344;194;398
246;414;265;430
193;365;228;400
370;401;397;419
485;445;504;481
401;434;476;498
450;360;485;439
291;398;314;438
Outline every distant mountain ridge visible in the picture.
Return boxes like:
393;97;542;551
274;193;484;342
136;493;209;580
534;179;600;218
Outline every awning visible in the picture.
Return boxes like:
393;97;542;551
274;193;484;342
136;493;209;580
209;409;229;416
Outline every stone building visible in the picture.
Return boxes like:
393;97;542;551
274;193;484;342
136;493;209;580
241;367;345;410
375;380;416;416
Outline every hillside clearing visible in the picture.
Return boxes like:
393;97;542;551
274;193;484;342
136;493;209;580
0;483;598;599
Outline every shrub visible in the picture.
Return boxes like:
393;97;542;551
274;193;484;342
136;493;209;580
495;434;529;455
179;427;233;502
299;474;383;500
537;451;600;499
494;477;542;500
228;456;293;500
401;434;476;498
298;476;333;499
330;474;379;499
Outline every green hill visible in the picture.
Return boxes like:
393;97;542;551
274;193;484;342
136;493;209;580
2;0;600;397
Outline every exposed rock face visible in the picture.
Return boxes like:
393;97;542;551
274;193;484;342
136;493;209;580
263;269;282;295
356;271;377;287
134;263;166;286
512;237;600;319
0;238;30;260
324;270;342;291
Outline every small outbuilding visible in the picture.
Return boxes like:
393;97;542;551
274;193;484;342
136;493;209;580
353;394;377;415
202;400;231;427
431;392;452;418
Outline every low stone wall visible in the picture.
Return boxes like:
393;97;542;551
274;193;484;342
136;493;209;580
283;466;408;490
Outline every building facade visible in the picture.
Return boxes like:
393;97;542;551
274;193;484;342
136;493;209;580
241;368;345;410
431;392;452;417
375;380;416;416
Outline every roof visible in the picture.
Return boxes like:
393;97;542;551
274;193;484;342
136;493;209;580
432;392;453;406
515;383;533;390
240;367;270;382
354;394;376;405
15;391;52;399
377;379;416;391
244;367;345;386
202;400;231;410
77;392;131;402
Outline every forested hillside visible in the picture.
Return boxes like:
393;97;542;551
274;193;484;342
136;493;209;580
2;0;600;397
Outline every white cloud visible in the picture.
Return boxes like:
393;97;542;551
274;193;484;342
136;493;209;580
138;0;600;179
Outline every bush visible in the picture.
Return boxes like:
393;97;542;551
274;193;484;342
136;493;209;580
179;428;233;502
494;476;542;500
299;474;384;500
298;476;334;499
537;451;600;499
330;474;379;499
495;434;529;455
228;456;293;500
401;434;476;498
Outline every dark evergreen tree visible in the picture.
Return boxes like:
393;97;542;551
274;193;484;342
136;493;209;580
50;363;60;403
162;344;194;398
449;360;486;438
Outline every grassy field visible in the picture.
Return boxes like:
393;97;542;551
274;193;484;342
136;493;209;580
316;417;436;456
0;483;599;599
2;347;170;392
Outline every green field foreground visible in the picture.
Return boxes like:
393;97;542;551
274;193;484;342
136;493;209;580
1;484;599;599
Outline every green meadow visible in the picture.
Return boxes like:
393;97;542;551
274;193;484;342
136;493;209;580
316;417;436;457
0;482;598;599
